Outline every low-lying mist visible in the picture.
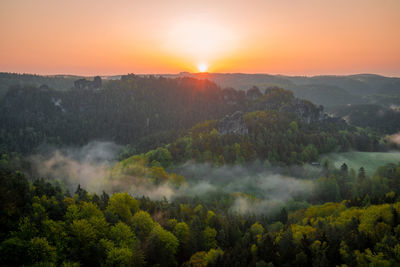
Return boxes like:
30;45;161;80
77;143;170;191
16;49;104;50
175;162;313;214
28;141;122;192
389;132;400;145
25;141;329;215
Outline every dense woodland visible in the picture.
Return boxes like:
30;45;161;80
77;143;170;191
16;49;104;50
165;73;400;107
0;75;387;158
329;104;400;134
2;72;400;136
148;110;382;167
0;75;236;153
167;73;400;134
0;73;78;98
1;74;400;266
2;156;400;266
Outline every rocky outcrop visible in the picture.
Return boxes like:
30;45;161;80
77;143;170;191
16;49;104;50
218;111;248;135
280;99;328;123
246;86;263;100
222;87;246;105
74;76;102;90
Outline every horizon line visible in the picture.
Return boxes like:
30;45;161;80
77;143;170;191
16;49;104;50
1;71;399;79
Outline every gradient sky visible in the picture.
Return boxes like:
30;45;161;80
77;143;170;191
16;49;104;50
1;0;399;76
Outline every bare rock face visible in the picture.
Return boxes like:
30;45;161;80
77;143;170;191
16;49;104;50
74;76;102;90
280;99;327;123
93;76;102;89
246;86;262;100
218;111;249;135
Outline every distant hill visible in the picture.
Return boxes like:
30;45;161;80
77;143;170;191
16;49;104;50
2;72;399;107
0;73;86;98
1;74;369;157
0;76;236;153
160;72;400;107
328;104;400;134
156;73;400;133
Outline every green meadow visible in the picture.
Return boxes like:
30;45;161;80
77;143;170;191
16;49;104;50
324;151;400;176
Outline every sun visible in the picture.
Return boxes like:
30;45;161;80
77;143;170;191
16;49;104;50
197;63;208;72
164;17;238;72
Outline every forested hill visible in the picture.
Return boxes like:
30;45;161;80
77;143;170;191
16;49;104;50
0;75;231;153
0;74;399;267
159;73;400;134
3;72;400;135
0;74;348;155
163;72;400;108
0;73;81;98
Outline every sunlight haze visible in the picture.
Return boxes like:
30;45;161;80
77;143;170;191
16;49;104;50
1;0;399;76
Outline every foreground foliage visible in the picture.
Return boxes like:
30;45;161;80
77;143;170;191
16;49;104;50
2;159;400;266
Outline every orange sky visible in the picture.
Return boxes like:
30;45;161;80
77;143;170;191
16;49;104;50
1;0;399;76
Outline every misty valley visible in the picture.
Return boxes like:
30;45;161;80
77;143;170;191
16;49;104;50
1;72;400;266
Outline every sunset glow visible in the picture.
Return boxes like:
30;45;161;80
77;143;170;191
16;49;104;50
197;63;208;73
0;0;399;76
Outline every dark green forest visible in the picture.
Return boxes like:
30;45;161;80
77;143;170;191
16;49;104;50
2;155;400;266
165;73;400;134
1;74;400;266
328;104;400;134
0;73;79;98
0;74;386;157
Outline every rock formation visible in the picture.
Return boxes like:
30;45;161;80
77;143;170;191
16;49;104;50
74;76;102;90
218;111;249;135
246;86;263;100
280;99;328;123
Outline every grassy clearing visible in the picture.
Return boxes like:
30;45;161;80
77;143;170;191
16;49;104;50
323;151;400;176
